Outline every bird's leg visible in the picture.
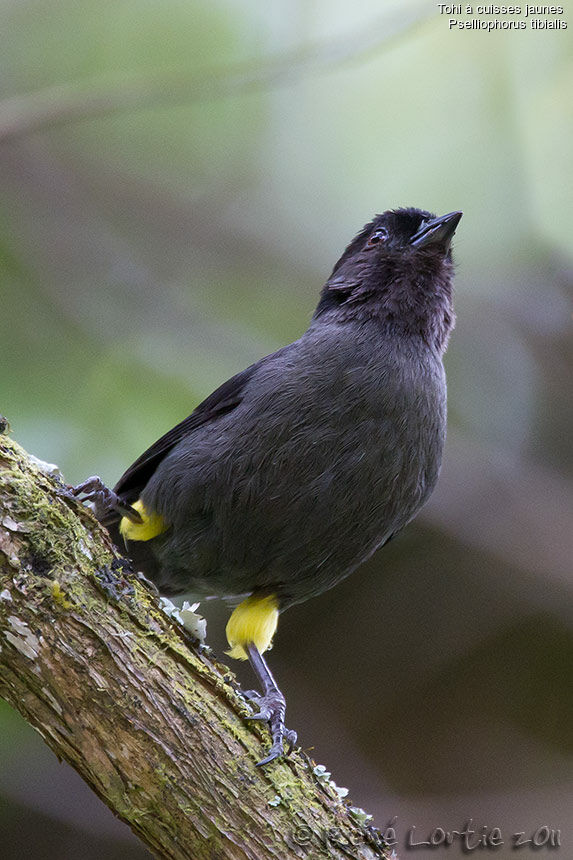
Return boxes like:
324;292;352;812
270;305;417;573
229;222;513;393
71;476;142;523
245;642;297;766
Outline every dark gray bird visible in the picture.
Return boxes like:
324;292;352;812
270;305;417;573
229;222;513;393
74;207;462;764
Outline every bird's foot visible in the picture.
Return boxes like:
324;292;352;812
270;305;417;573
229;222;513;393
71;476;142;523
245;688;297;766
134;570;161;596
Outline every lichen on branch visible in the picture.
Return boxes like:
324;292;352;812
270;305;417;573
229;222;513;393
0;435;391;860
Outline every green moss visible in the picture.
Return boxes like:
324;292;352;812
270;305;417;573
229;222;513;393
50;579;73;609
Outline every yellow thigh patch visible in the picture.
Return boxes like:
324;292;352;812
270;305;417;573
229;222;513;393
119;499;165;542
225;595;279;661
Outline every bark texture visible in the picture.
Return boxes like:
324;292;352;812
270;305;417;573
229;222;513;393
0;435;392;860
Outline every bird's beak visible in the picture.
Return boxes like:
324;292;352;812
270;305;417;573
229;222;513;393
410;210;463;250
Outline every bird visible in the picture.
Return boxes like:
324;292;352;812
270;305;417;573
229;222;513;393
73;206;462;765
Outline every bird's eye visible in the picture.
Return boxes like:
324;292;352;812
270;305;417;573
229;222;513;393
366;228;388;248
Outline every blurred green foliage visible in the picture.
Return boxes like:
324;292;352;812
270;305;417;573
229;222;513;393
0;0;571;857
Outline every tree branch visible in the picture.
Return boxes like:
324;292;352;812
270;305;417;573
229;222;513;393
0;434;392;860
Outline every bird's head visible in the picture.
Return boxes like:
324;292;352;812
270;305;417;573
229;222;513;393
314;208;462;354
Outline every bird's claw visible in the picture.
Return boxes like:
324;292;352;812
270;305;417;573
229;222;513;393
245;689;297;765
243;689;262;702
71;476;142;523
256;741;287;767
284;726;298;754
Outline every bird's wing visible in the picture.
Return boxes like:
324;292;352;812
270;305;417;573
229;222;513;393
113;360;262;503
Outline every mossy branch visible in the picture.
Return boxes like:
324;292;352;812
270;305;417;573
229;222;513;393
0;434;392;860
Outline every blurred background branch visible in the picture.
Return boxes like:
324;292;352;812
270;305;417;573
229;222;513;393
0;5;429;142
